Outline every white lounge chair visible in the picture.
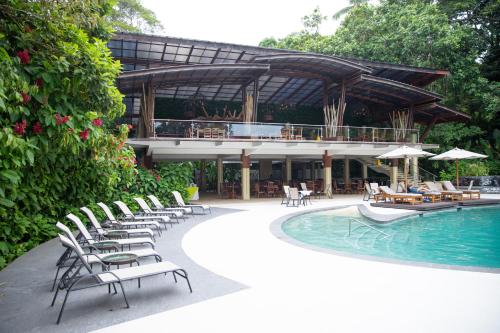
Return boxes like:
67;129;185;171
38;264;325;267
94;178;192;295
52;222;161;292
66;213;155;250
97;202;162;236
80;206;155;240
287;187;304;207
51;227;191;324
299;183;312;205
425;181;463;201
378;186;423;205
114;201;174;230
147;194;192;214
172;190;211;214
133;197;185;223
443;180;479;199
281;185;290;205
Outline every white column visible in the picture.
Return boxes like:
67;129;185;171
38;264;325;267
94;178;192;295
241;152;250;200
362;163;368;180
390;159;399;190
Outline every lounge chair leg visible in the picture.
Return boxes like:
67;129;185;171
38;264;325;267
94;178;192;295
51;286;60;307
117;281;130;308
173;272;178;283
51;266;61;292
179;269;193;293
138;278;141;288
56;290;71;324
112;283;117;294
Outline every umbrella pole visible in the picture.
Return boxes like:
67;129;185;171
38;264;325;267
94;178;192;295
404;158;408;192
456;159;459;189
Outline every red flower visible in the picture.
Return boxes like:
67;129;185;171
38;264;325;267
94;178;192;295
21;92;31;104
55;114;70;125
79;128;90;141
35;78;43;87
16;49;30;64
32;121;43;135
24;26;33;33
13;120;27;135
156;175;161;181
127;124;133;129
92;118;103;127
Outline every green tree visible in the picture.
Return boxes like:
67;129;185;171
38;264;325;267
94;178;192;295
108;0;164;33
260;0;500;174
302;7;327;34
333;0;369;21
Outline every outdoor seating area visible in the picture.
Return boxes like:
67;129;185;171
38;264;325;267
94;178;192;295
49;192;212;324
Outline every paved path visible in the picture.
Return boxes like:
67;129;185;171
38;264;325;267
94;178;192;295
0;208;244;333
93;196;500;333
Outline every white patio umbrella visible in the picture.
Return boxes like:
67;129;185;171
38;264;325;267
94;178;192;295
429;147;487;188
376;145;435;192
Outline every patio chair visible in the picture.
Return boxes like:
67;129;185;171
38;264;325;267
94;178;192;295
281;185;291;205
202;128;212;138
51;222;161;292
172;190;211;214
287;187;304;207
252;182;265;198
134;197;185;223
114;201;175;230
97;202;163;236
443;180;479;199
378;186;423;205
299;182;312;205
80;206;155;240
66;213;155;250
51;230;191;324
147;194;192;214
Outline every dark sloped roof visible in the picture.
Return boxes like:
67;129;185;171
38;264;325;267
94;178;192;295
110;32;468;123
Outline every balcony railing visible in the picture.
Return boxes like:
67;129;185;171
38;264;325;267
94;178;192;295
152;119;419;143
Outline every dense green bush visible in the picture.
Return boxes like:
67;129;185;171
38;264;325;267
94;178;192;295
0;1;136;269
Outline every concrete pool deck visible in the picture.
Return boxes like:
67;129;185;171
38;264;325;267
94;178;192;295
90;194;500;333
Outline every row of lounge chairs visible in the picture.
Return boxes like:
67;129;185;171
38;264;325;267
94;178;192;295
365;181;480;205
51;192;211;324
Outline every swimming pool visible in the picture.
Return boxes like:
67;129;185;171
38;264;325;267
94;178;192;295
282;205;500;270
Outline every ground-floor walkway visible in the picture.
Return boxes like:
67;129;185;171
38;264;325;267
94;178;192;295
92;195;500;333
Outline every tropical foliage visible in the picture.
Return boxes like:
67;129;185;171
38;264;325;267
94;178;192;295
260;0;499;175
0;0;184;269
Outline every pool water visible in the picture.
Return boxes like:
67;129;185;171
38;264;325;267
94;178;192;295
282;205;500;269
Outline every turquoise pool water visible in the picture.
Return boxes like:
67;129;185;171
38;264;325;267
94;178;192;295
282;205;500;269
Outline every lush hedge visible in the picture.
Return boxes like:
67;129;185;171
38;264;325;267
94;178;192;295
0;1;194;269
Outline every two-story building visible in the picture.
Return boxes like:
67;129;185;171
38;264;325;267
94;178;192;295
109;32;469;199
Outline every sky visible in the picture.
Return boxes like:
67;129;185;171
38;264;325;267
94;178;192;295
141;0;352;46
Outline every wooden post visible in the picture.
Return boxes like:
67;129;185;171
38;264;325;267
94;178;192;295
285;157;292;185
323;151;332;198
420;116;438;142
217;157;223;195
343;158;350;186
252;80;259;122
456;160;459;189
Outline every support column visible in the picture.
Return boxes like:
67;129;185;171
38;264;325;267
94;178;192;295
390;159;399;190
252;80;259;121
362;163;368;180
199;160;206;191
343;158;350;185
323;151;332;197
410;133;419;184
241;152;251;200
217;157;223;195
285;157;292;185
